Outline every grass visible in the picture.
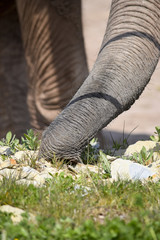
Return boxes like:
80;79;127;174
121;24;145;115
1;179;160;239
0;128;160;239
130;146;154;165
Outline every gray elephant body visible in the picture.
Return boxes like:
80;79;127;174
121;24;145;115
0;0;159;160
0;0;88;137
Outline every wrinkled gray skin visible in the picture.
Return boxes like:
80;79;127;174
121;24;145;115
40;0;160;160
0;0;88;138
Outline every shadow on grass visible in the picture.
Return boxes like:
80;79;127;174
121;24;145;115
98;129;150;150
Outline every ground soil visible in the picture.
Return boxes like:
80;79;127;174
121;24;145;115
82;0;160;147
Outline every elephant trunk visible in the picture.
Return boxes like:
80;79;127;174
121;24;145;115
39;0;160;160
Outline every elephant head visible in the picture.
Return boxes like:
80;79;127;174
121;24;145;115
39;0;160;160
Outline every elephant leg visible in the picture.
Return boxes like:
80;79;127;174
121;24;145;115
16;0;88;130
39;0;160;160
0;1;30;138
